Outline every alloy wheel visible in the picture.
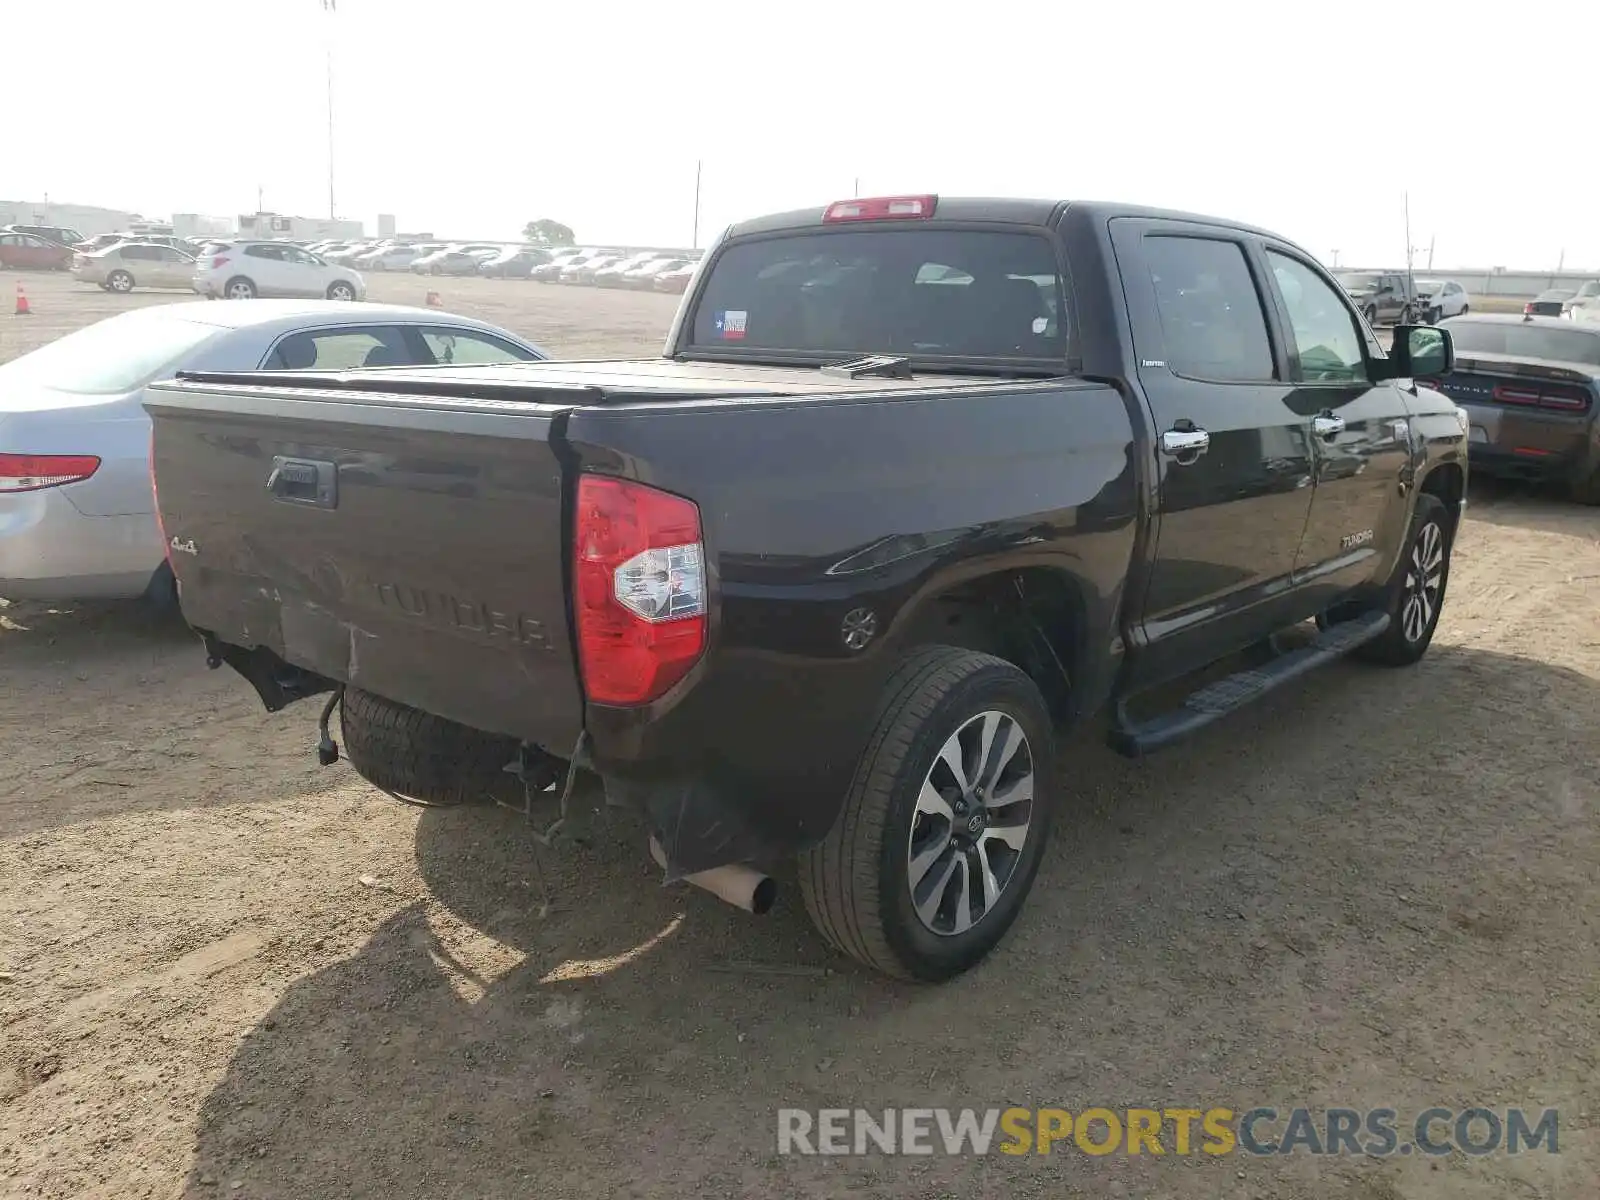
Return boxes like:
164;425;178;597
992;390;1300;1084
1401;519;1445;642
907;710;1035;936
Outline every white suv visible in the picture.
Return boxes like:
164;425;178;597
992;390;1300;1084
193;241;366;302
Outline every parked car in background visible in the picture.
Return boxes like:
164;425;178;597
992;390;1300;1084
358;244;426;271
1525;288;1575;317
73;233;129;255
478;246;552;278
1432;314;1600;503
654;261;698;293
561;254;620;283
530;251;593;281
590;253;662;286
125;234;199;256
73;242;197;292
0;232;75;271
323;242;380;265
1414;278;1469;321
1336;271;1422;325
620;256;689;288
0;301;549;605
418;249;489;276
1560;281;1600;316
192;241;365;301
3;224;85;247
412;244;501;273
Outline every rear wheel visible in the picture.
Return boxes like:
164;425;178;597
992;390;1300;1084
224;276;256;300
799;646;1057;981
341;687;528;806
1568;465;1600;506
143;562;179;611
107;270;134;293
327;281;356;301
1363;304;1378;325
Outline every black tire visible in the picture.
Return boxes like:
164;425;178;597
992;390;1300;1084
340;687;519;806
326;280;356;301
143;562;179;611
107;270;134;293
1459;304;1469;315
224;276;256;300
1568;465;1600;506
798;646;1057;982
1363;304;1378;326
1351;493;1453;666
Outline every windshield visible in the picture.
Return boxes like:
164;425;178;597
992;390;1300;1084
687;228;1065;360
1337;273;1381;290
0;312;222;394
1577;282;1600;298
1444;319;1600;367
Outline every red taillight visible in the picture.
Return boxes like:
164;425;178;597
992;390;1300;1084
1491;382;1592;412
1492;384;1540;406
211;255;230;269
823;194;938;222
0;453;101;492
574;475;707;706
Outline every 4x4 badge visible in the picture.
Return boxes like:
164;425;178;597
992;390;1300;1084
169;536;197;556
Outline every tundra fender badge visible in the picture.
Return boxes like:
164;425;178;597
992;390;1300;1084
841;607;878;651
1340;528;1375;550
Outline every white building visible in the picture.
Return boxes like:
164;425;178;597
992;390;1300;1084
0;199;143;238
236;211;363;241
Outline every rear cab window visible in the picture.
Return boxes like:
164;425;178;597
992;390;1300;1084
1445;321;1600;367
685;228;1067;364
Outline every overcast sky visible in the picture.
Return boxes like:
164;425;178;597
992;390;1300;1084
11;0;1599;269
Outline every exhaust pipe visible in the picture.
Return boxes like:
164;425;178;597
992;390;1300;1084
649;836;776;915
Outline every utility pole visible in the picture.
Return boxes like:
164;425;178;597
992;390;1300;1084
853;177;860;197
323;0;336;220
1427;235;1435;270
257;184;264;212
1403;192;1413;272
1331;248;1341;268
692;159;702;249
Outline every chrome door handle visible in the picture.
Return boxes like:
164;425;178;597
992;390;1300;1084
1160;428;1210;457
1313;414;1346;437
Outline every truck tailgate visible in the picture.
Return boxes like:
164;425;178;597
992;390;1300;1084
145;378;586;751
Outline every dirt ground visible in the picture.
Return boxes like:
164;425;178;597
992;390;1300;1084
1;268;1596;1200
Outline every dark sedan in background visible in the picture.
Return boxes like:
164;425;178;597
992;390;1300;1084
1432;314;1600;503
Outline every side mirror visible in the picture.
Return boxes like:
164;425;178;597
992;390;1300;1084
1374;324;1454;382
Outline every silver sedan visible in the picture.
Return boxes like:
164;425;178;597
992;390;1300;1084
0;300;549;603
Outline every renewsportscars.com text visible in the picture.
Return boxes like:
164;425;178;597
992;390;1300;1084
777;1106;1560;1157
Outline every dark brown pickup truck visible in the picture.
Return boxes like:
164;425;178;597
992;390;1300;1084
146;195;1469;981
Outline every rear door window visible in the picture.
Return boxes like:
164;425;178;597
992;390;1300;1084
263;326;415;370
688;228;1066;360
1142;235;1276;382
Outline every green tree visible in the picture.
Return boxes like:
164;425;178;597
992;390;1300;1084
522;219;576;247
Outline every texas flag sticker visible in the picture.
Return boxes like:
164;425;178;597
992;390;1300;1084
714;310;747;340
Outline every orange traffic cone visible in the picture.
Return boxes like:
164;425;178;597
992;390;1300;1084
424;290;443;308
14;284;31;316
